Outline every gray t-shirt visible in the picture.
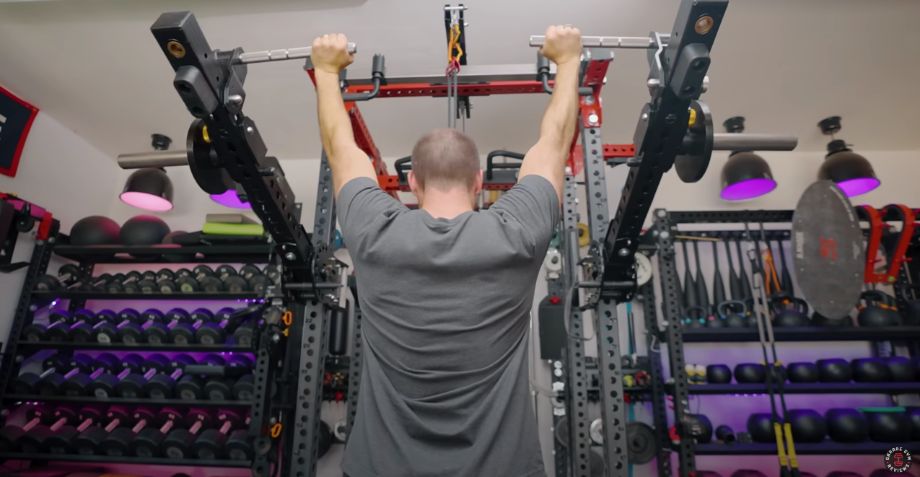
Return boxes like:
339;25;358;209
337;175;559;477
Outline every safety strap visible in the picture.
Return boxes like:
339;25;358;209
860;204;916;284
446;14;463;128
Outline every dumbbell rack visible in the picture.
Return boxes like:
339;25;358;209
651;209;920;475
0;236;280;473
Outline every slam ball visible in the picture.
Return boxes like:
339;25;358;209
70;216;121;246
120;215;171;246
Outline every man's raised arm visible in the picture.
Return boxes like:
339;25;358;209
518;25;583;201
311;34;377;196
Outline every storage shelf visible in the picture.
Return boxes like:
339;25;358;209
32;290;261;301
0;451;251;467
692;441;907;455
681;326;920;342
15;340;254;352
3;394;252;407
685;382;920;395
53;244;272;264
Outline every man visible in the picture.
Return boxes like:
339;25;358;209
311;25;582;477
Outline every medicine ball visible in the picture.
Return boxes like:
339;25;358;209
817;358;852;383
706;364;732;384
852;358;891;383
715;425;735;443
827;473;865;477
866;410;910;442
121;215;171;246
788;408;826;443
70;215;121;246
685;414;713;444
907;407;920;441
886;356;914;382
734;363;767;383
730;470;767;477
746;413;774;443
787;362;819;383
825;408;868;443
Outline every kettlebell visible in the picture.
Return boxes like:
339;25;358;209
787;362;819;383
718;301;750;328
906;407;920;440
852;358;892;382
886;356;914;382
865;409;911;442
817;358;853;383
771;295;810;327
857;290;903;327
734;363;767;384
714;425;735;443
746;413;774;443
682;306;708;329
787;408;826;443
685;414;713;444
826;408;869;443
706;364;732;384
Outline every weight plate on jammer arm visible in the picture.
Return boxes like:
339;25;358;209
187;119;235;194
792;180;864;319
674;100;713;183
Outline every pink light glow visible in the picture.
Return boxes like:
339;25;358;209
210;190;251;209
120;191;173;212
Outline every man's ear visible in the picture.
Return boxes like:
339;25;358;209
472;169;483;196
408;171;422;201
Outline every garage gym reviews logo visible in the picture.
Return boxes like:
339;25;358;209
885;446;912;473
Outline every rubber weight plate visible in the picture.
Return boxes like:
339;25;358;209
626;422;657;464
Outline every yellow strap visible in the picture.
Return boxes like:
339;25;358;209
773;422;789;466
783;422;799;468
447;23;464;63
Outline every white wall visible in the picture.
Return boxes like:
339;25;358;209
0;112;119;343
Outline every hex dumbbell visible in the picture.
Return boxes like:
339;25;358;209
124;408;183;457
192;410;248;459
161;408;214;459
72;406;133;455
35;264;85;291
0;407;53;451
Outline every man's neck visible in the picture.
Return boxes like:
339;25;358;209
419;188;474;220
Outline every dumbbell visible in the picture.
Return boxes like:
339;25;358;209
73;406;133;455
125;408;183;457
147;307;190;343
22;309;71;342
162;408;215;459
176;265;224;293
142;354;202;399
43;406;106;454
105;271;143;294
240;264;271;293
215;265;249;293
17;406;81;453
175;354;227;400
193;410;250;459
35;264;85;291
196;307;251;345
26;354;95;396
0;407;53;451
58;353;126;396
89;353;145;398
155;268;178;293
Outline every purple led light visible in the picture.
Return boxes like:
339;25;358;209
210;190;251;209
720;178;777;201
120;191;173;212
836;177;880;197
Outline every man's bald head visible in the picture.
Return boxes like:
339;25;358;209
411;129;480;191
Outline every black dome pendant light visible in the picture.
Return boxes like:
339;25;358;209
719;116;777;201
817;116;880;197
119;134;175;212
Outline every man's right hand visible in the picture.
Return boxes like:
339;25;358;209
539;25;582;66
311;33;354;75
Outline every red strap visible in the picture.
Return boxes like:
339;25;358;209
860;205;885;283
881;204;915;283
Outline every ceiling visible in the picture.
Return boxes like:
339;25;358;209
1;0;919;161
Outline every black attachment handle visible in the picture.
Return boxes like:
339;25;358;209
342;54;386;102
394;156;412;185
535;52;593;96
485;150;525;181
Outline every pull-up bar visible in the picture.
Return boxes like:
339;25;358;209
236;43;357;65
529;35;670;49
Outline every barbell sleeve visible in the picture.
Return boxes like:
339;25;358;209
236;42;358;65
712;134;798;151
116;150;189;169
